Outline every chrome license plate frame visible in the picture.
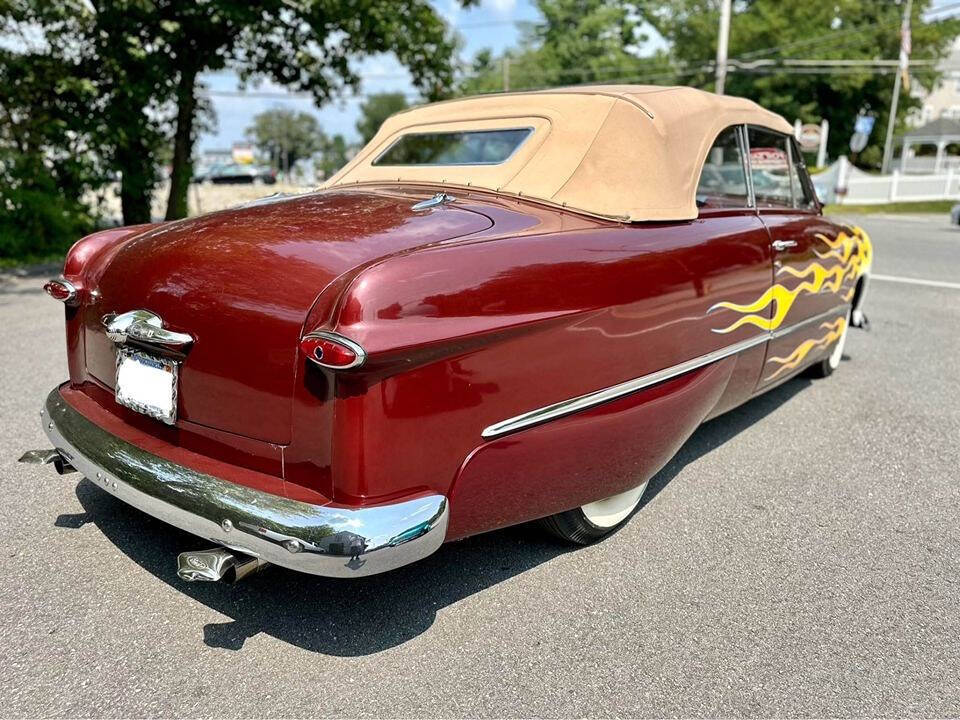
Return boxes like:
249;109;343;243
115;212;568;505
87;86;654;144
115;347;179;425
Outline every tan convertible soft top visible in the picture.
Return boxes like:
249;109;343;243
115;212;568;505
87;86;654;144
322;85;792;222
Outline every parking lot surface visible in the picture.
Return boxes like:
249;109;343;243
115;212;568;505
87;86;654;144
1;214;958;718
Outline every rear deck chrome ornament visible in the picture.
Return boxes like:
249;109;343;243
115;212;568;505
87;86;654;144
102;309;194;350
411;192;455;211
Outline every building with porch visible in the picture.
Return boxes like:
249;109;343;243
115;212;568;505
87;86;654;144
897;118;960;173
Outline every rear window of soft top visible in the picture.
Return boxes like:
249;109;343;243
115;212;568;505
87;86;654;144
373;128;532;166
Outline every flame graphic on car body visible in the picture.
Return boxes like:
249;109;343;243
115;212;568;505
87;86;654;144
708;225;872;333
764;316;847;380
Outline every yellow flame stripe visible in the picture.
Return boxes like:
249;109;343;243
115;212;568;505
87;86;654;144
764;317;847;381
709;284;804;333
708;226;872;334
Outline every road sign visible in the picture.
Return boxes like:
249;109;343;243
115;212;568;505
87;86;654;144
850;131;869;153
798;123;822;151
854;115;876;136
231;144;255;165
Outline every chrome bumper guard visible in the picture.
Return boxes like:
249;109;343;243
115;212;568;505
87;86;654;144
40;387;449;578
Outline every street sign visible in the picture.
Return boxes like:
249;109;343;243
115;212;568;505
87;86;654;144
797;123;822;151
231;143;255;165
849;132;869;153
750;146;789;169
854;115;876;136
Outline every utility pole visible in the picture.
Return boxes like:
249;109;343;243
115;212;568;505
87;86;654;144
715;0;732;95
502;56;510;92
881;0;913;174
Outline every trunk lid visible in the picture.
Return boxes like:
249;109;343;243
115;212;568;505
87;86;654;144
83;188;492;443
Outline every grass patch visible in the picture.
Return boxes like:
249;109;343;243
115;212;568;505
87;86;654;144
0;252;66;271
823;200;955;215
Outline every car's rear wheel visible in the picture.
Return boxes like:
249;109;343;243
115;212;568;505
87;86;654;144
806;308;851;379
538;480;650;544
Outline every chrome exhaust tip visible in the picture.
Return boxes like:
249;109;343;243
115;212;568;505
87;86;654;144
19;449;60;464
19;448;76;475
53;457;76;475
177;548;268;583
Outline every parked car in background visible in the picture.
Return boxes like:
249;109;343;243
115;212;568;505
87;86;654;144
193;163;277;185
26;86;872;584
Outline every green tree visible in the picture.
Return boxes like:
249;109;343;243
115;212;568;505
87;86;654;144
247;109;323;173
356;92;410;144
5;0;473;226
157;1;470;220
0;46;103;260
460;0;657;95
4;1;174;226
317;134;352;180
637;0;960;167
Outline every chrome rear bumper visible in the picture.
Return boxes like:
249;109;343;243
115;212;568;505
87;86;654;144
39;387;448;578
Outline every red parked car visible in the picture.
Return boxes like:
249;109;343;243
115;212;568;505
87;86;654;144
24;86;872;583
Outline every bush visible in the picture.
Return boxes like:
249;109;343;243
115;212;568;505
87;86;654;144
0;151;95;263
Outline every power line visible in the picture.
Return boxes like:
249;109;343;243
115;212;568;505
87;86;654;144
201;56;958;104
735;2;960;62
451;19;526;29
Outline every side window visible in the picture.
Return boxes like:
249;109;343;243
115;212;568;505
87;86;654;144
696;126;749;209
788;139;817;209
747;127;793;208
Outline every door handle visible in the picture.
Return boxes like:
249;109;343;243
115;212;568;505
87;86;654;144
772;239;798;251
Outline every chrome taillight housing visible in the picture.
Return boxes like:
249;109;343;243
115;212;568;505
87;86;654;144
300;331;366;370
43;278;79;306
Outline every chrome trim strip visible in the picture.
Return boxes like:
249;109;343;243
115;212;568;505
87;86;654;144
770;305;850;339
41;387;448;577
481;305;850;440
482;332;767;440
737;124;756;209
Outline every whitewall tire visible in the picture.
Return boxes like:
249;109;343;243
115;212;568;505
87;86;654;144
807;307;851;379
539;480;650;544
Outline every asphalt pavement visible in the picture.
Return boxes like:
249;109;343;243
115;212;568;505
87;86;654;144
1;213;958;718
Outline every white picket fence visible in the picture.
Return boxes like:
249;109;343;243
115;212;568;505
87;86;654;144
833;156;960;205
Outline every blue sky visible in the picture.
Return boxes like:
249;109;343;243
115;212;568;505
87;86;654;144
197;0;541;151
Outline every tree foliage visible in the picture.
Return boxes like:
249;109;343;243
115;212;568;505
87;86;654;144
153;0;468;219
2;0;471;241
460;0;655;95
461;0;959;169
356;92;410;143
247;109;323;172
0;45;102;260
638;0;960;167
317;134;351;180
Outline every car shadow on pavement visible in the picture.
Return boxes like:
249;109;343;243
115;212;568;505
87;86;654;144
68;375;812;657
71;478;570;655
637;375;811;511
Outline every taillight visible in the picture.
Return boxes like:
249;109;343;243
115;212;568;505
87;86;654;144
43;278;79;305
300;331;366;370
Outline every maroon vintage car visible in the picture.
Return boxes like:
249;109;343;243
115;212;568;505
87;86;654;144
23;86;872;583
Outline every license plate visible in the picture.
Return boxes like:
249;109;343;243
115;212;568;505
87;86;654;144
115;348;179;424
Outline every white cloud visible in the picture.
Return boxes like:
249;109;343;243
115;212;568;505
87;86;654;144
485;0;517;15
437;0;462;25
